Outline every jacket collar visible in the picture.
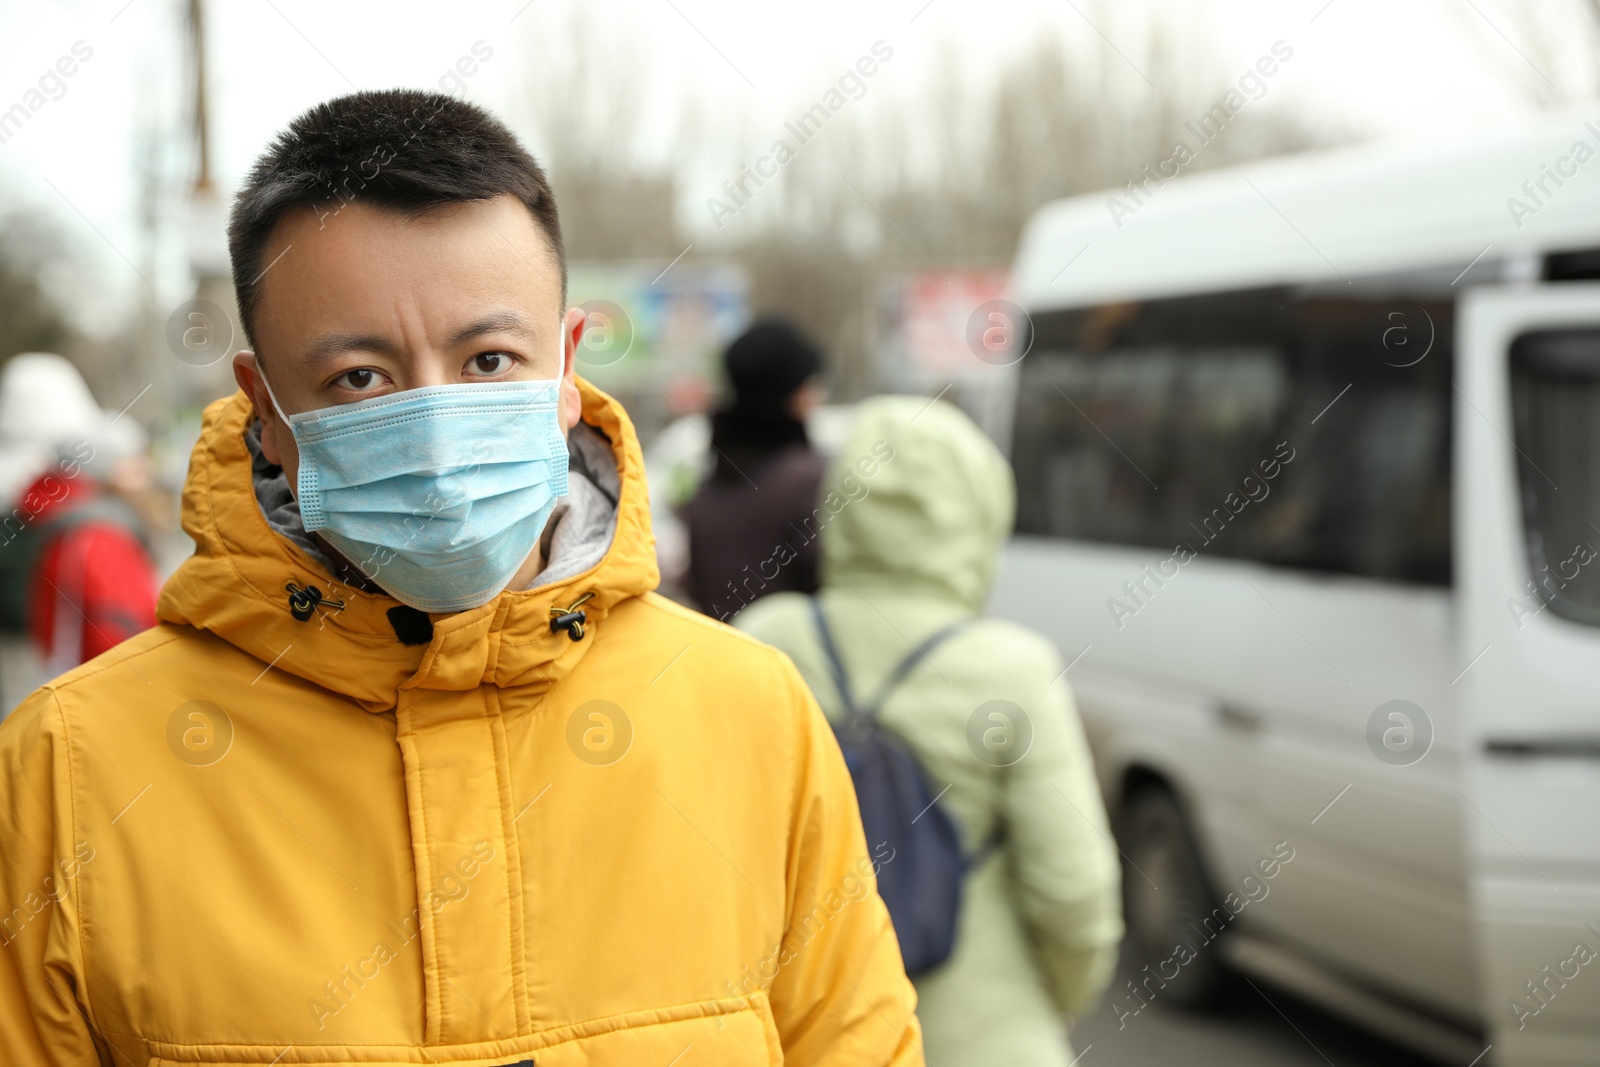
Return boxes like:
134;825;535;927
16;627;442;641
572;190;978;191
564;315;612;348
156;379;660;712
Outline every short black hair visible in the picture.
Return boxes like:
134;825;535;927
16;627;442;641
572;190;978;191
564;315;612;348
228;89;566;352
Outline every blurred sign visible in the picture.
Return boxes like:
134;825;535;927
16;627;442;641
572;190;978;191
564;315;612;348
568;261;750;393
881;268;1012;380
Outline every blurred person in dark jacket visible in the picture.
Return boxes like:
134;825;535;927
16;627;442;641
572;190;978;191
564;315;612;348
684;317;827;619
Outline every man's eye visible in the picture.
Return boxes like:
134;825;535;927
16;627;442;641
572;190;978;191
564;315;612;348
468;352;515;376
336;368;381;391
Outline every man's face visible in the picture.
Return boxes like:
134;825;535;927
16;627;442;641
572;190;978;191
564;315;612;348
233;193;584;481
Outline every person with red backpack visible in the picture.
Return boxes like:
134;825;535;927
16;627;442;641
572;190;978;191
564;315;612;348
0;353;159;698
21;429;159;673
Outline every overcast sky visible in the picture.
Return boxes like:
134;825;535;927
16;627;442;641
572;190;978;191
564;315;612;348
0;0;1583;331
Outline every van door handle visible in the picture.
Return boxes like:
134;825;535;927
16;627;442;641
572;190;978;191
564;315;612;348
1485;736;1600;759
1217;704;1264;733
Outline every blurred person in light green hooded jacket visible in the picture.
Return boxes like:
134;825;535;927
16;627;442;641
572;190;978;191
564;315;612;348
736;394;1123;1067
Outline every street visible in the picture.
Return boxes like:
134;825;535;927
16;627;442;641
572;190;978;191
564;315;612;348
1068;944;1448;1067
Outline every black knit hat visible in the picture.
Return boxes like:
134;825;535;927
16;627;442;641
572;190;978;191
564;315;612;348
723;318;824;402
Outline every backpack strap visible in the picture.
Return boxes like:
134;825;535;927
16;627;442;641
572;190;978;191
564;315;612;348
40;495;150;553
810;596;861;721
812;596;1005;870
861;620;966;719
964;823;1006;873
810;597;967;725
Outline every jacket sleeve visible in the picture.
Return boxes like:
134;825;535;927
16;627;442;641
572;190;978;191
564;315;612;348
0;688;105;1065
1002;656;1124;1017
766;655;923;1066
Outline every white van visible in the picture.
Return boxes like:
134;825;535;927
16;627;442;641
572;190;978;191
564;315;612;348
990;108;1600;1066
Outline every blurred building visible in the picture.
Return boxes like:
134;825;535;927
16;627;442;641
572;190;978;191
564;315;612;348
568;259;750;441
872;266;1016;444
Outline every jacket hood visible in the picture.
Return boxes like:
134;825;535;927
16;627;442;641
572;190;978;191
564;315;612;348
820;395;1014;611
156;378;659;711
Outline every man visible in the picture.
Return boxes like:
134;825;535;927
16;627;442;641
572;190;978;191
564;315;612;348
0;90;921;1066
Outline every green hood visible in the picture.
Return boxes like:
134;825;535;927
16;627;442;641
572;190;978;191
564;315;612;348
820;395;1015;611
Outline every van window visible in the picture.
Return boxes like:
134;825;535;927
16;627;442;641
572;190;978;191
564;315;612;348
1510;329;1600;624
1012;285;1453;585
1545;248;1600;282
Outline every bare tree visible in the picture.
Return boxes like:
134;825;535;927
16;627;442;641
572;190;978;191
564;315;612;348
516;5;682;259
0;212;75;365
715;14;1335;385
512;8;1336;405
745;13;1333;258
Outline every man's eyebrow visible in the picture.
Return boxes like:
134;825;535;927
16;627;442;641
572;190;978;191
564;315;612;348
449;311;538;347
304;332;400;368
299;311;538;368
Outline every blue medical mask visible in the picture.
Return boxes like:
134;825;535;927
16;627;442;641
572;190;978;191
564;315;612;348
261;371;570;614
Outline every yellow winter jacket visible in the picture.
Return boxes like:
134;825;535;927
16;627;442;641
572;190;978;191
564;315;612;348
0;381;922;1066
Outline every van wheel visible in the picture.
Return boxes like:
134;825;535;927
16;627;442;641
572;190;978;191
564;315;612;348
1120;787;1238;1008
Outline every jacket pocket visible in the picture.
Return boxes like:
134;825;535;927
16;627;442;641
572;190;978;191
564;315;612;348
534;992;784;1066
146;993;784;1066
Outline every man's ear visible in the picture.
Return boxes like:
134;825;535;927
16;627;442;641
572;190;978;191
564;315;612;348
559;306;586;431
232;350;285;466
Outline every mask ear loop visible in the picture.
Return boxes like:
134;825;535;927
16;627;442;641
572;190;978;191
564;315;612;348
255;364;296;427
253;365;315;517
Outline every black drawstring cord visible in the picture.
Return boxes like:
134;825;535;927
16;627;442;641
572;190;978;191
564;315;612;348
285;581;346;622
549;591;595;641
